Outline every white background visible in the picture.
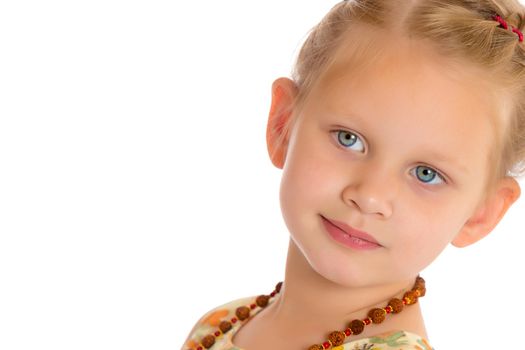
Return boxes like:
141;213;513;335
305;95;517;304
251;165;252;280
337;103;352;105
1;1;524;349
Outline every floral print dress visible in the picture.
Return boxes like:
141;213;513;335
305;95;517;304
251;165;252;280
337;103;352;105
184;295;434;350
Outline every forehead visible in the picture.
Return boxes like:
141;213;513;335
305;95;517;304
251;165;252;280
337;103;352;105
316;48;495;125
313;24;501;109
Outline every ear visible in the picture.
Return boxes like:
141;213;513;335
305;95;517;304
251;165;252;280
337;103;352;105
266;77;298;169
452;177;521;247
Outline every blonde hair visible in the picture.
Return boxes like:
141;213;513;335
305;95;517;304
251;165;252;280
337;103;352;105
273;0;525;193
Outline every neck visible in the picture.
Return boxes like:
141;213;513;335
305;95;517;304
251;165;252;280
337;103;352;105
264;238;426;337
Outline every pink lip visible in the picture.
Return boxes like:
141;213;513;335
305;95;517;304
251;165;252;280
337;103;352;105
321;215;381;246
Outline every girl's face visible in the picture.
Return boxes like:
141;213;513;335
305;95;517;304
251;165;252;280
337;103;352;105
278;42;500;287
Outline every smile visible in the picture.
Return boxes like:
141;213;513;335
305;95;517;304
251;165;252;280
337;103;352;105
320;215;382;250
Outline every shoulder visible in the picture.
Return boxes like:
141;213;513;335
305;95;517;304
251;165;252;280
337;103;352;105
339;330;434;350
182;295;256;350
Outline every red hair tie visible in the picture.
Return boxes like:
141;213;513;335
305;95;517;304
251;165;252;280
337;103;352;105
492;14;524;43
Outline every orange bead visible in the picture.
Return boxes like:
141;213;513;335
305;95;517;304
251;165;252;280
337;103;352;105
415;276;425;288
388;298;404;313
349;319;365;335
308;345;324;350
201;335;215;349
235;306;250;321
415;286;426;297
328;330;346;346
403;290;418;305
368;308;386;324
256;295;270;307
219;320;232;333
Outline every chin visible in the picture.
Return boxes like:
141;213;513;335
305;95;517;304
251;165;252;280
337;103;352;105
295;237;374;287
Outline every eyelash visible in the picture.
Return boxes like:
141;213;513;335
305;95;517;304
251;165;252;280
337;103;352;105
330;129;448;185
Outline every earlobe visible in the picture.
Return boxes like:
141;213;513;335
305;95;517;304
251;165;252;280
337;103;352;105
266;77;298;169
451;177;521;248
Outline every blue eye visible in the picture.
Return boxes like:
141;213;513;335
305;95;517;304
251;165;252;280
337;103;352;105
412;165;446;185
333;130;447;186
335;130;365;152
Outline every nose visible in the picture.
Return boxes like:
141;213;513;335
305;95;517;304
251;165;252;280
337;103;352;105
342;163;396;218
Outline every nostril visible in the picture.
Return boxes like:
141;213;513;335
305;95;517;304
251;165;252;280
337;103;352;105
347;199;359;209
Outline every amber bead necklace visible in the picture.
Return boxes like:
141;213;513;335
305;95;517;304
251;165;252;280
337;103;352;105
188;275;426;350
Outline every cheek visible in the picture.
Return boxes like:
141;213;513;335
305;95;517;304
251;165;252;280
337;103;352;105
280;137;338;208
278;140;345;246
389;205;471;273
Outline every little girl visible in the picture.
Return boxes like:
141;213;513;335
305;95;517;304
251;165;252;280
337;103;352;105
183;0;525;349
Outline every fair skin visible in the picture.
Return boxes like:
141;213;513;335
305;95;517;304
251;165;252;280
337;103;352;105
231;33;521;350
